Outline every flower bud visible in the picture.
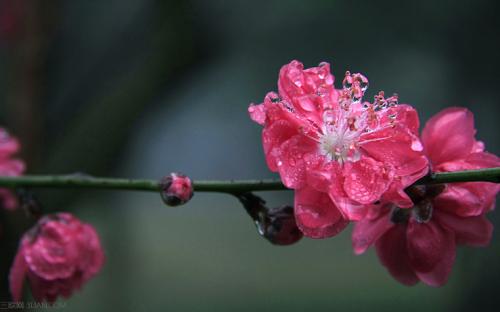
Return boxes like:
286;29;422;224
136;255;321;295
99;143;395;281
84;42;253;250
237;193;302;245
9;213;105;303
160;173;193;206
257;205;303;246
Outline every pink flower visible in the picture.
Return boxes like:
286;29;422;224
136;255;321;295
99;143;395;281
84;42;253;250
352;107;500;286
160;172;194;206
0;128;25;210
249;60;428;238
9;213;105;302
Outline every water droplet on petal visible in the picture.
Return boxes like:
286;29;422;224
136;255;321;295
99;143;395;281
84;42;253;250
387;94;399;106
342;71;353;90
352;73;369;94
322;109;336;125
411;139;423;152
297;96;317;112
360;79;369;93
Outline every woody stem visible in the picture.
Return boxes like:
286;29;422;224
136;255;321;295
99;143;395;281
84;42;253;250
0;167;498;195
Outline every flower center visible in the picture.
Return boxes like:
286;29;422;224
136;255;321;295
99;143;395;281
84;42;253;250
317;72;399;164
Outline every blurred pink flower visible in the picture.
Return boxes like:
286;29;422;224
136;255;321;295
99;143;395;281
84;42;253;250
0;0;21;42
0;128;25;210
10;213;105;302
249;60;428;238
352;107;500;286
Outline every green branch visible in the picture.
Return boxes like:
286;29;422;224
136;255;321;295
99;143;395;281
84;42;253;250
0;167;498;194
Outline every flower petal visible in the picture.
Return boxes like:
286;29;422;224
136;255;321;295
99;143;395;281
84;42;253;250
406;219;455;274
305;155;337;193
434;210;493;247
343;157;391;204
0;188;19;210
421;107;475;164
0;128;20;157
434;184;489;217
248;103;266;125
352;210;393;255
434;152;500;216
328;168;372;221
277;135;316;189
294;186;348;238
9;242;28;301
375;224;419;286
390;104;420;135
414;228;456;287
360;126;428;178
262;120;296;172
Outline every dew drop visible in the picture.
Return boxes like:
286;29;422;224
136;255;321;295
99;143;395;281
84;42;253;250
322;109;336;125
360;80;369;93
387;94;399;106
297;97;317;112
342;71;353;90
411;139;423;152
352;73;369;94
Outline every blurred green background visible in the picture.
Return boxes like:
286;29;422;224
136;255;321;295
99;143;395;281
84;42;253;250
1;0;499;311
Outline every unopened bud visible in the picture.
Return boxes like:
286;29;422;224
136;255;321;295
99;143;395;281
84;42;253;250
237;193;302;245
257;205;303;245
160;173;193;206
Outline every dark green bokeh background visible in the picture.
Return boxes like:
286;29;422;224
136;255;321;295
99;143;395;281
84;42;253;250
1;0;499;311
